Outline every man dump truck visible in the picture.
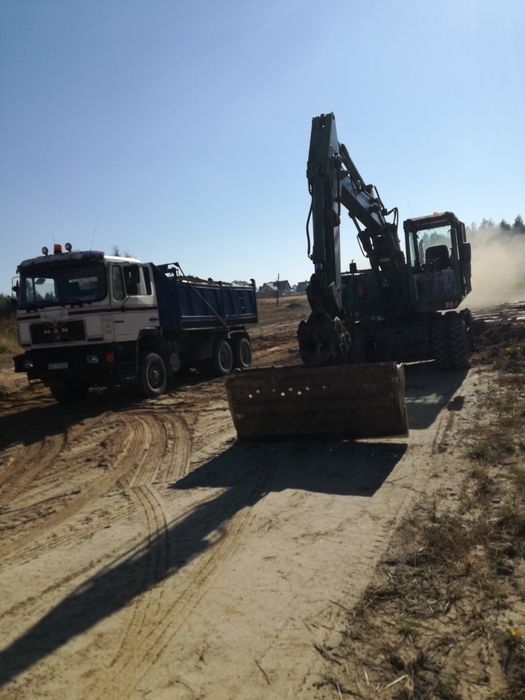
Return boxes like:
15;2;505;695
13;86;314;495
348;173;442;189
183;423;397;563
13;245;257;402
227;112;473;439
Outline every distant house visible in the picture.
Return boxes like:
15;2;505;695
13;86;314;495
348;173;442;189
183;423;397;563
295;281;309;294
257;280;292;298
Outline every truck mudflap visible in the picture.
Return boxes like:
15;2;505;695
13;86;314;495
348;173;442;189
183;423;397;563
225;362;408;440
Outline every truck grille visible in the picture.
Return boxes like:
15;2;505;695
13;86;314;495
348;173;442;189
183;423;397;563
30;320;85;344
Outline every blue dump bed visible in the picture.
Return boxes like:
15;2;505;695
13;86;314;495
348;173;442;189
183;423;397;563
151;264;257;332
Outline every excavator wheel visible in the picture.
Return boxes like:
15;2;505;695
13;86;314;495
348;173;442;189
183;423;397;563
447;313;470;369
431;313;471;370
431;315;449;368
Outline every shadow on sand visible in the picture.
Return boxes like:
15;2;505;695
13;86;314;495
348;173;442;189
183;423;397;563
0;438;405;686
0;373;211;451
404;362;468;430
0;360;469;686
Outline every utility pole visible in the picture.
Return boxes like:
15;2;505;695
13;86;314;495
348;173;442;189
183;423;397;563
276;273;280;307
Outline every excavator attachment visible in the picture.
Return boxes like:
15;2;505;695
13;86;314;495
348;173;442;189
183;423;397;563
226;363;408;440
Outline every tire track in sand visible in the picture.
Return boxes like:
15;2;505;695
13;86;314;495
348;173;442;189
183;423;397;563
0;412;158;561
92;443;276;700
0;409;191;639
0;431;66;507
95;412;192;694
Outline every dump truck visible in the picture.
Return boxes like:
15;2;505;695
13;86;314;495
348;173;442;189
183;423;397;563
13;245;257;402
227;112;473;439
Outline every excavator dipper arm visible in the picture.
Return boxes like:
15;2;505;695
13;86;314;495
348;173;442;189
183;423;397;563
300;113;408;367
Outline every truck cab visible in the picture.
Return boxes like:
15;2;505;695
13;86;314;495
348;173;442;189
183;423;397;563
14;244;257;402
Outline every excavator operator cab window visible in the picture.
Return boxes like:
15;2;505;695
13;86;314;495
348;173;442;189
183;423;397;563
409;225;453;272
409;224;458;302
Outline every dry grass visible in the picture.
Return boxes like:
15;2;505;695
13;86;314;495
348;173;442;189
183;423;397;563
313;328;525;699
0;316;19;356
255;294;309;325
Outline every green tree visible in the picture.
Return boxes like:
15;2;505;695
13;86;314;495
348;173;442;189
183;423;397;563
0;293;15;318
512;215;525;234
111;245;132;257
500;218;511;231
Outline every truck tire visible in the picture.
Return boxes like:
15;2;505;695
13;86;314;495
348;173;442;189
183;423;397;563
49;382;89;404
232;336;252;369
211;338;234;376
447;314;470;369
431;315;449;369
139;352;167;397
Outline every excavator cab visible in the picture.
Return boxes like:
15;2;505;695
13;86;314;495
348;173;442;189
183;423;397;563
404;212;472;312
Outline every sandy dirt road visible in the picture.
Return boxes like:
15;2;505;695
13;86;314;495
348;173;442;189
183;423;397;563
0;305;480;699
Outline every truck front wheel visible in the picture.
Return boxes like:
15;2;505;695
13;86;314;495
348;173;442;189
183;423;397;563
139;352;167;397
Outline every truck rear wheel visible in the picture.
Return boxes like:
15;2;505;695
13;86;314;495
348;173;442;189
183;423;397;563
232;336;252;369
49;382;89;404
212;338;234;376
139;352;167;397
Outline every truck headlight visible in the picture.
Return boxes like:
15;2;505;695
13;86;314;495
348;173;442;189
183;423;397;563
23;360;34;370
86;355;100;365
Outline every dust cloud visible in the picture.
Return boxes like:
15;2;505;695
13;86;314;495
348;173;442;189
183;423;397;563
465;229;525;309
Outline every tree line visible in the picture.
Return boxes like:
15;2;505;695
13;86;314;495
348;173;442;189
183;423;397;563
0;294;15;318
469;214;525;234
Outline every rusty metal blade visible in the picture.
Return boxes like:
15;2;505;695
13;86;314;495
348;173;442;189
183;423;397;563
226;363;408;440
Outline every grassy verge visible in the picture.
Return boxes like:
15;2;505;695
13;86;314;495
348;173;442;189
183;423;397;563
314;326;525;699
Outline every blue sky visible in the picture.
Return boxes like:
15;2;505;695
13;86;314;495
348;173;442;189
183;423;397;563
1;0;524;292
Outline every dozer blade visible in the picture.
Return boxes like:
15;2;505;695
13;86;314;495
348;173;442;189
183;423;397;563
226;363;408;440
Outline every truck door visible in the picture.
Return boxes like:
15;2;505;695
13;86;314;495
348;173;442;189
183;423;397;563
110;263;157;343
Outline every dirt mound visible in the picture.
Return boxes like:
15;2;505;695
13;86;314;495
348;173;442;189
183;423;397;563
472;303;525;372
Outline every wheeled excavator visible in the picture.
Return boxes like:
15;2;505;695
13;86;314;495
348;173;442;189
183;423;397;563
227;113;473;439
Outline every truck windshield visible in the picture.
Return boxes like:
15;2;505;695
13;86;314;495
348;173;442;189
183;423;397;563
19;262;108;309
